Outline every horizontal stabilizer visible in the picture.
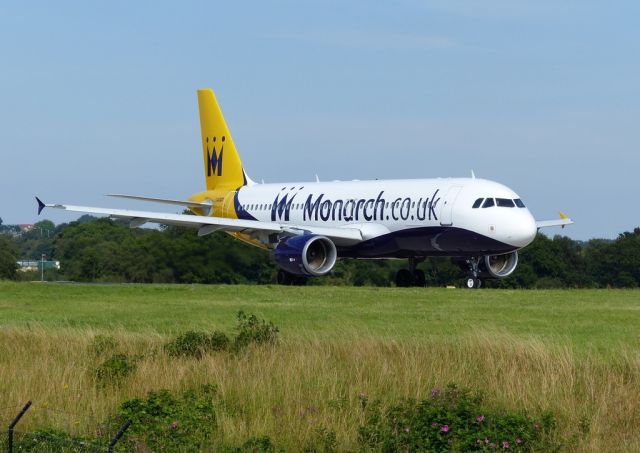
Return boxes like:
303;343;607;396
536;212;574;229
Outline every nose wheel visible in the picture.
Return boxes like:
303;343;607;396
466;277;482;289
465;257;483;289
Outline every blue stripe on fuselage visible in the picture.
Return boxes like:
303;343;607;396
234;190;258;221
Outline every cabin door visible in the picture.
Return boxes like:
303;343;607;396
439;185;462;226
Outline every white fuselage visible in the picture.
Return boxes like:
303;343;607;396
232;177;537;258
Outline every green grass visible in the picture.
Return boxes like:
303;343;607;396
0;282;638;354
2;282;640;450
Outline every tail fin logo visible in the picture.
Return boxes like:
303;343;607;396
206;136;225;177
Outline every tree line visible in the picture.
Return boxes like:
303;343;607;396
0;215;639;288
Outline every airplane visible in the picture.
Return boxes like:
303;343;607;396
36;89;573;288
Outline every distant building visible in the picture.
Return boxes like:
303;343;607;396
16;260;60;272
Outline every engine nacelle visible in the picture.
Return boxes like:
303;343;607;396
273;235;337;277
480;251;518;279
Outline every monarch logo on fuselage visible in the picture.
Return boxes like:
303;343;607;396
206;136;225;177
267;189;442;223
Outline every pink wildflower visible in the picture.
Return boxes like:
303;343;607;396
404;427;411;433
502;441;510;449
440;425;449;433
476;415;485;423
431;422;438;427
170;421;178;430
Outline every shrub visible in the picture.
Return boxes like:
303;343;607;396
210;330;231;351
116;384;217;451
94;353;136;386
358;384;559;451
164;313;278;358
13;428;103;452
165;330;212;358
234;310;279;351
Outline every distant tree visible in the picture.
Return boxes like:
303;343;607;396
586;228;640;288
0;235;17;280
10;213;640;288
76;215;98;224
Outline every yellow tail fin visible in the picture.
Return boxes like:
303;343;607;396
197;89;247;191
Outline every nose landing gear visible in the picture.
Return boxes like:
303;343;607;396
465;257;483;289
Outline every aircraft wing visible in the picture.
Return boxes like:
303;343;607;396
35;197;363;244
106;193;213;209
536;212;574;229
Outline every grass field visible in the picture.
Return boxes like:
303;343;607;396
1;282;639;450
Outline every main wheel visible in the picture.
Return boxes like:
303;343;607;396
277;269;292;285
293;276;308;286
396;269;413;287
413;269;426;287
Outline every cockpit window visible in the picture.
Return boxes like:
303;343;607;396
472;198;484;209
514;199;525;208
482;198;495;208
496;198;515;207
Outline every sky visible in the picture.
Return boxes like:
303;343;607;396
1;0;638;240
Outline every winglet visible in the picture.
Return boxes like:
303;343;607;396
36;197;46;215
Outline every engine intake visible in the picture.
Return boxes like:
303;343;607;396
273;235;337;276
481;251;518;278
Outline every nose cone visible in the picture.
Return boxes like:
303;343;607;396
504;210;537;248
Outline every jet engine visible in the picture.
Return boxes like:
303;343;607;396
480;251;518;278
273;235;337;276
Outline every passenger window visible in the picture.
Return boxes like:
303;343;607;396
514;199;525;208
496;198;515;207
472;198;483;209
482;198;495;208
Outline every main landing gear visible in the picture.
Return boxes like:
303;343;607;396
395;257;426;287
465;257;482;289
276;269;308;286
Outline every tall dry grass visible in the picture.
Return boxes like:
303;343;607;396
1;327;639;451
